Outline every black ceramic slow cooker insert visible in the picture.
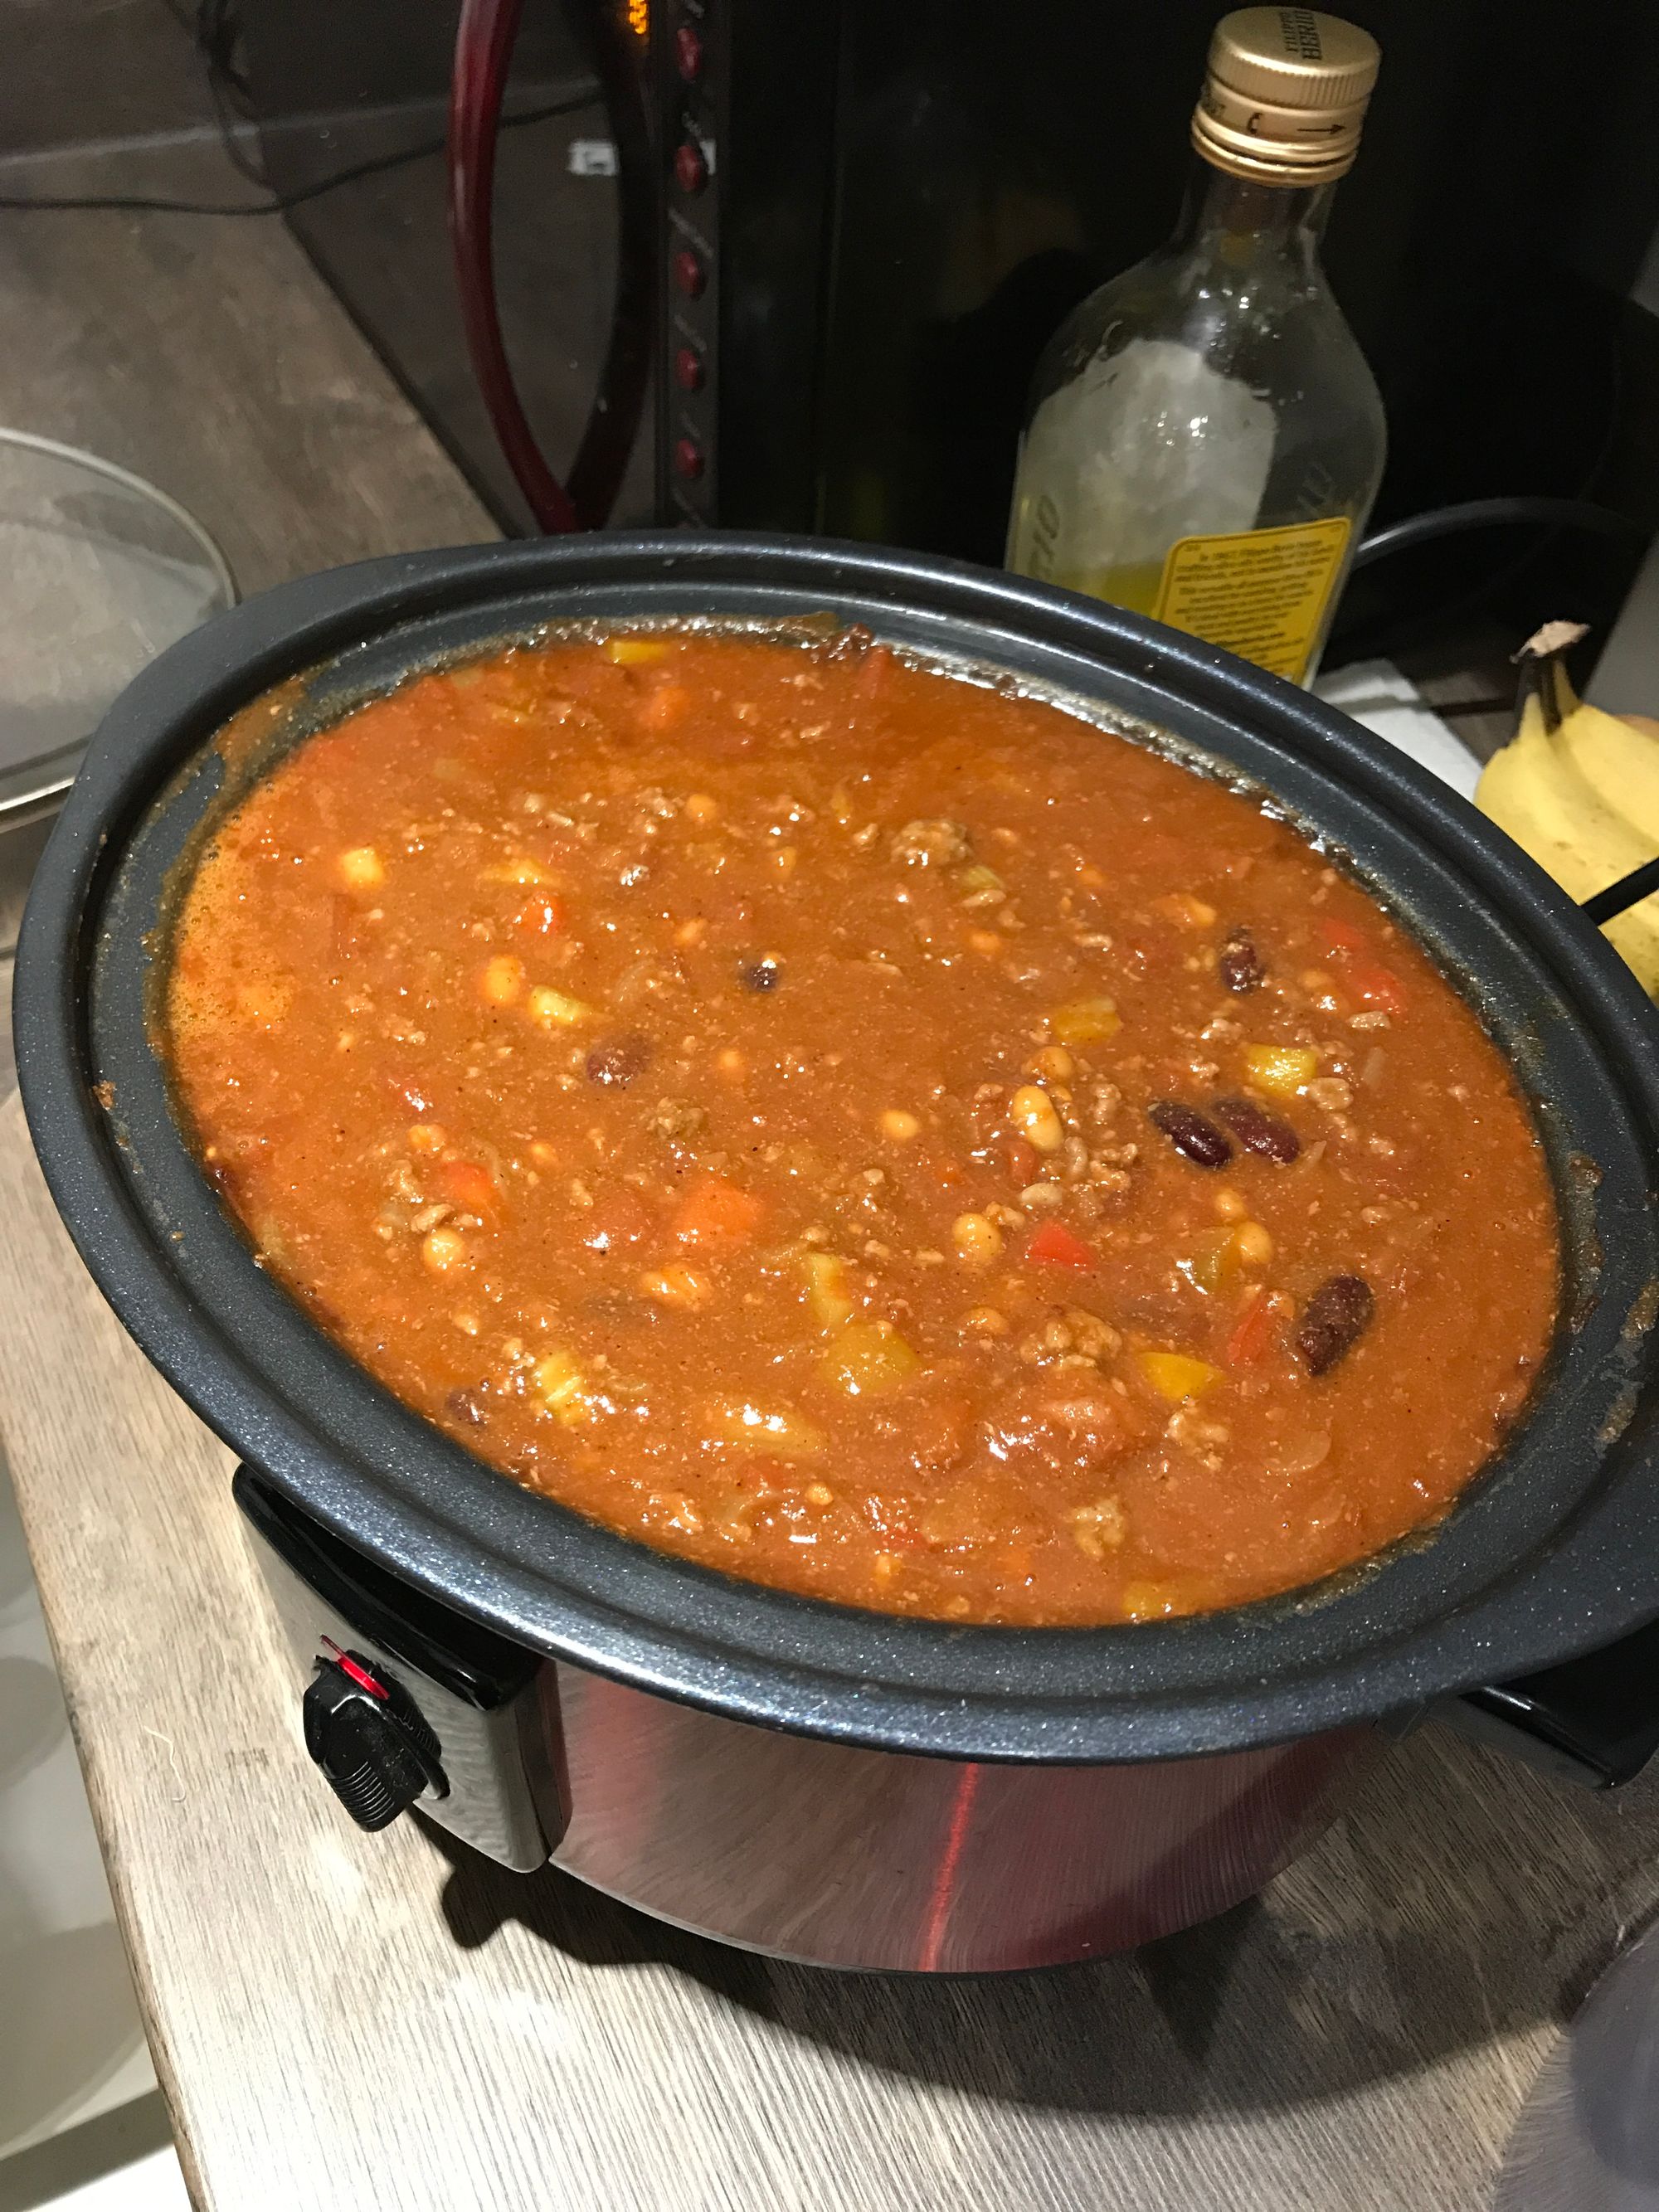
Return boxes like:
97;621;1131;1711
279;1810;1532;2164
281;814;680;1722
16;534;1659;1971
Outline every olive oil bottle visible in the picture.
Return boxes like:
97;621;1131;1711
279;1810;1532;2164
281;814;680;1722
1006;8;1386;684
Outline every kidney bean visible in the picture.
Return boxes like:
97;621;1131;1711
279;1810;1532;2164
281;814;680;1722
1219;928;1265;993
1214;1095;1301;1163
586;1033;654;1087
1147;1101;1233;1169
1297;1276;1374;1376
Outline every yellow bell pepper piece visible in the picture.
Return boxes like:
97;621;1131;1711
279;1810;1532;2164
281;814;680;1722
1136;1349;1222;1403
534;1349;590;1425
1243;1044;1317;1096
526;985;593;1030
819;1320;922;1398
1049;997;1121;1047
1180;1227;1243;1296
802;1251;855;1330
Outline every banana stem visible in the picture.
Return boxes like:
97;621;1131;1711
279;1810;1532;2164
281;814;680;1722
1512;619;1590;736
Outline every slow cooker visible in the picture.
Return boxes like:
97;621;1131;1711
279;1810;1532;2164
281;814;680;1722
16;534;1659;1973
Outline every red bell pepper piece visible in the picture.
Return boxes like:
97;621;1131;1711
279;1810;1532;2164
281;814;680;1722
1027;1219;1095;1271
512;893;567;939
1317;916;1369;955
438;1159;501;1225
1346;960;1407;1018
1225;1289;1275;1366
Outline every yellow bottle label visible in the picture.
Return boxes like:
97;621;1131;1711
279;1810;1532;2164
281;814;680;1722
1152;517;1352;682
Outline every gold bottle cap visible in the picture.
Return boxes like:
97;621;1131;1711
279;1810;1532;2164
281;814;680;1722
1192;9;1381;186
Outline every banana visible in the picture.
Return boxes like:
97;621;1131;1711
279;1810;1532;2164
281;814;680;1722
1475;621;1659;996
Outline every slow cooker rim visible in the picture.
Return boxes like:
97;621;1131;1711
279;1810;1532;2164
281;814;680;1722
17;530;1659;1767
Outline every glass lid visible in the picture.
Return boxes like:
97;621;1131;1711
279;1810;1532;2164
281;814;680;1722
0;429;236;824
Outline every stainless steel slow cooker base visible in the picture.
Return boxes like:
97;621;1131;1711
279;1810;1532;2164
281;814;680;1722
242;1471;1376;1972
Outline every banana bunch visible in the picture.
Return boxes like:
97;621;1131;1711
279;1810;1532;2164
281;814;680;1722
1476;620;1659;995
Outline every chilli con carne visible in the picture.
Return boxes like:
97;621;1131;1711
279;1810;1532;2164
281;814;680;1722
164;630;1559;1626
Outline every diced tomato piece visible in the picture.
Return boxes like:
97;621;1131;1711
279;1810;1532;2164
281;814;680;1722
914;1155;968;1203
640;683;691;732
1318;916;1370;955
1316;914;1406;1014
1224;1289;1276;1367
512;893;567;939
581;1186;652;1254
1347;960;1406;1018
673;1174;767;1247
1026;1219;1095;1271
438;1159;500;1223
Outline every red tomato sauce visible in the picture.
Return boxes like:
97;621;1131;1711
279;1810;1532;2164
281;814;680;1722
165;629;1559;1625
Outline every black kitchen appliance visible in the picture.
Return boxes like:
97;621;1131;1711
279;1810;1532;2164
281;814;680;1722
15;532;1659;1971
235;0;1659;647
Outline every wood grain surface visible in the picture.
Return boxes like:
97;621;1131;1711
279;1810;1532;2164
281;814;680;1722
0;1094;1657;2212
0;147;495;599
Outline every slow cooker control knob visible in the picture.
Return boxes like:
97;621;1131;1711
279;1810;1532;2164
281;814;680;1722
301;1645;447;1833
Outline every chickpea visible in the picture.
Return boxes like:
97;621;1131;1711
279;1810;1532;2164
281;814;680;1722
338;845;384;891
952;1211;1004;1266
1234;1220;1274;1266
684;792;720;825
1029;1045;1075;1083
421;1226;467;1274
408;1123;448;1155
962;1305;1010;1336
1213;1188;1247;1221
479;954;524;1006
1010;1083;1064;1154
881;1108;921;1143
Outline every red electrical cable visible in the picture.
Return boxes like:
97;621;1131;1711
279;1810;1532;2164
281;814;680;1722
449;0;581;533
449;0;654;537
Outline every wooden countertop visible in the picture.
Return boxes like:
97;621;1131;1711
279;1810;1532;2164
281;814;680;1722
2;1095;1658;2211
